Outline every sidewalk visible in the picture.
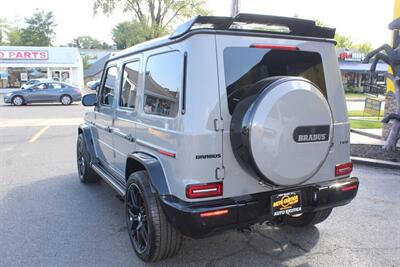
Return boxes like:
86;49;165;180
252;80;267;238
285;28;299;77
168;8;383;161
350;129;385;146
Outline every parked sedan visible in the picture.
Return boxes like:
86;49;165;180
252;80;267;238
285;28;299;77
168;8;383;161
86;79;100;91
4;82;82;106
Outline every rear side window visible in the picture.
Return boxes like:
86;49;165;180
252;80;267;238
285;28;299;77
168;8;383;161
143;51;182;117
120;61;140;109
223;47;326;114
48;83;63;89
100;65;117;106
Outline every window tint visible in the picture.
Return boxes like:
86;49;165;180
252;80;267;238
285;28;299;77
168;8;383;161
143;51;182;117
48;83;63;89
100;65;118;106
31;83;47;90
223;47;327;114
120;61;140;109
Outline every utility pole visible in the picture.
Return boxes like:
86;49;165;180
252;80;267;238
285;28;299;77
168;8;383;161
231;0;240;17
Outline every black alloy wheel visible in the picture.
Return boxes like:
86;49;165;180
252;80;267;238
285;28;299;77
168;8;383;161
126;183;149;254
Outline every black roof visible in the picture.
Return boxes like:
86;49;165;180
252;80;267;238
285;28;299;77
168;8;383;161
170;13;336;39
110;14;336;62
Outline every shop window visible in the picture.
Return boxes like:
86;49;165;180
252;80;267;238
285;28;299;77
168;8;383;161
100;65;118;106
143;51;182;117
120;61;140;109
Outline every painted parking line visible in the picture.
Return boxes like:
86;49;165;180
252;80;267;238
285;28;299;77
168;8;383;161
28;126;50;143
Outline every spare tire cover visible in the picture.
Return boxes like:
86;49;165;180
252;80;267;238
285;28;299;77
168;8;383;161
230;77;332;186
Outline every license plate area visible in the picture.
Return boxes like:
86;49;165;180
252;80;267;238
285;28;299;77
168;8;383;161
271;191;302;216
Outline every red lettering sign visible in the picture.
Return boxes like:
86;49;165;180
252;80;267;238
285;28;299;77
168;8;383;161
0;50;48;60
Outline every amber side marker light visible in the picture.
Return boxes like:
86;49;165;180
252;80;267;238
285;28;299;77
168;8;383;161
250;44;300;51
200;209;229;218
335;162;353;176
158;149;176;158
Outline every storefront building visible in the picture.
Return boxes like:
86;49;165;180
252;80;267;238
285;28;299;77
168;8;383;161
0;46;84;89
337;48;388;93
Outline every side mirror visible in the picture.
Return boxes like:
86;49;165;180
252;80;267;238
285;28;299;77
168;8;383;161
82;93;97;106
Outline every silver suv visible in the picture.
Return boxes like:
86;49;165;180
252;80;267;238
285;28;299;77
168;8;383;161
77;14;359;262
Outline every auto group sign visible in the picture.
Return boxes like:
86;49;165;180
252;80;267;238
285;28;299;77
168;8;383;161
0;50;48;60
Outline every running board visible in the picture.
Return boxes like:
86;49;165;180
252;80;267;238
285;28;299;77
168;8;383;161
91;164;126;196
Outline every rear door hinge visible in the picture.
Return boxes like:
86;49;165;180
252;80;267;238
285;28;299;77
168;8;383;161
214;118;224;131
215;167;225;180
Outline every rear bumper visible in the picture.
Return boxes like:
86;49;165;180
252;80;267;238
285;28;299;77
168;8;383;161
72;94;82;101
160;177;359;238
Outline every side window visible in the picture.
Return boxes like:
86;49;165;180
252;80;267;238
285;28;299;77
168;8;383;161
32;83;47;90
49;83;62;89
100;65;118;106
120;61;140;109
143;51;182;117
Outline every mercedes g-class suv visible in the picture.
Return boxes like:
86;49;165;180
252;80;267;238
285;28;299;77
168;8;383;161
77;14;359;262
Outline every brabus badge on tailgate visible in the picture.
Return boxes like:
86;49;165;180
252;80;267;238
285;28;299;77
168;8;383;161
293;125;330;143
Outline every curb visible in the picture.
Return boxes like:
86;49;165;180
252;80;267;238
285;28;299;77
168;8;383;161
350;128;382;140
351;156;400;169
346;98;365;102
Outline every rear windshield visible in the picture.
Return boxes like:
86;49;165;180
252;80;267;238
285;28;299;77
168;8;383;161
223;47;326;114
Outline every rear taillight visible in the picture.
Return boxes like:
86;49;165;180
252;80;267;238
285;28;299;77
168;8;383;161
335;162;353;176
250;44;300;51
74;88;81;94
186;182;223;199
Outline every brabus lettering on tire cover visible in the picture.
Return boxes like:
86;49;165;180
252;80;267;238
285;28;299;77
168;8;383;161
293;125;330;143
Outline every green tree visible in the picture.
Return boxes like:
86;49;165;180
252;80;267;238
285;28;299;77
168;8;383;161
20;10;57;46
334;33;354;48
94;0;209;40
0;18;10;45
82;55;91;70
68;35;110;49
112;21;149;49
356;42;373;54
7;26;23;46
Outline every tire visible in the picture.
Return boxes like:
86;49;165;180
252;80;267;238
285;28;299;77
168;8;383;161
76;133;100;183
12;95;24;106
284;208;332;227
60;95;72;105
126;171;183;262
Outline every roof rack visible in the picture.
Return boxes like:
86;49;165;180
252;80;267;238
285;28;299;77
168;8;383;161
170;13;336;40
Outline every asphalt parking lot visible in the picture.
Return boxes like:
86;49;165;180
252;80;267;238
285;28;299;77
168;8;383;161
0;101;399;267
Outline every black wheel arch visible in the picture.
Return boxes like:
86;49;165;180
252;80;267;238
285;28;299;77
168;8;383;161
126;152;170;196
77;124;98;165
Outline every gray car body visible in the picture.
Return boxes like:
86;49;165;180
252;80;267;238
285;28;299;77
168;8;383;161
4;82;82;104
81;30;350;202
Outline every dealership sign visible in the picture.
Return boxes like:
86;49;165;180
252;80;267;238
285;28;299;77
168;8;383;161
0;50;48;60
338;51;365;62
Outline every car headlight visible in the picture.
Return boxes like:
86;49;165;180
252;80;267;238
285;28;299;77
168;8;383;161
5;93;12;97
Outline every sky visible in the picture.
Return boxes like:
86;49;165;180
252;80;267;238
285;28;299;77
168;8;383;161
0;0;396;47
